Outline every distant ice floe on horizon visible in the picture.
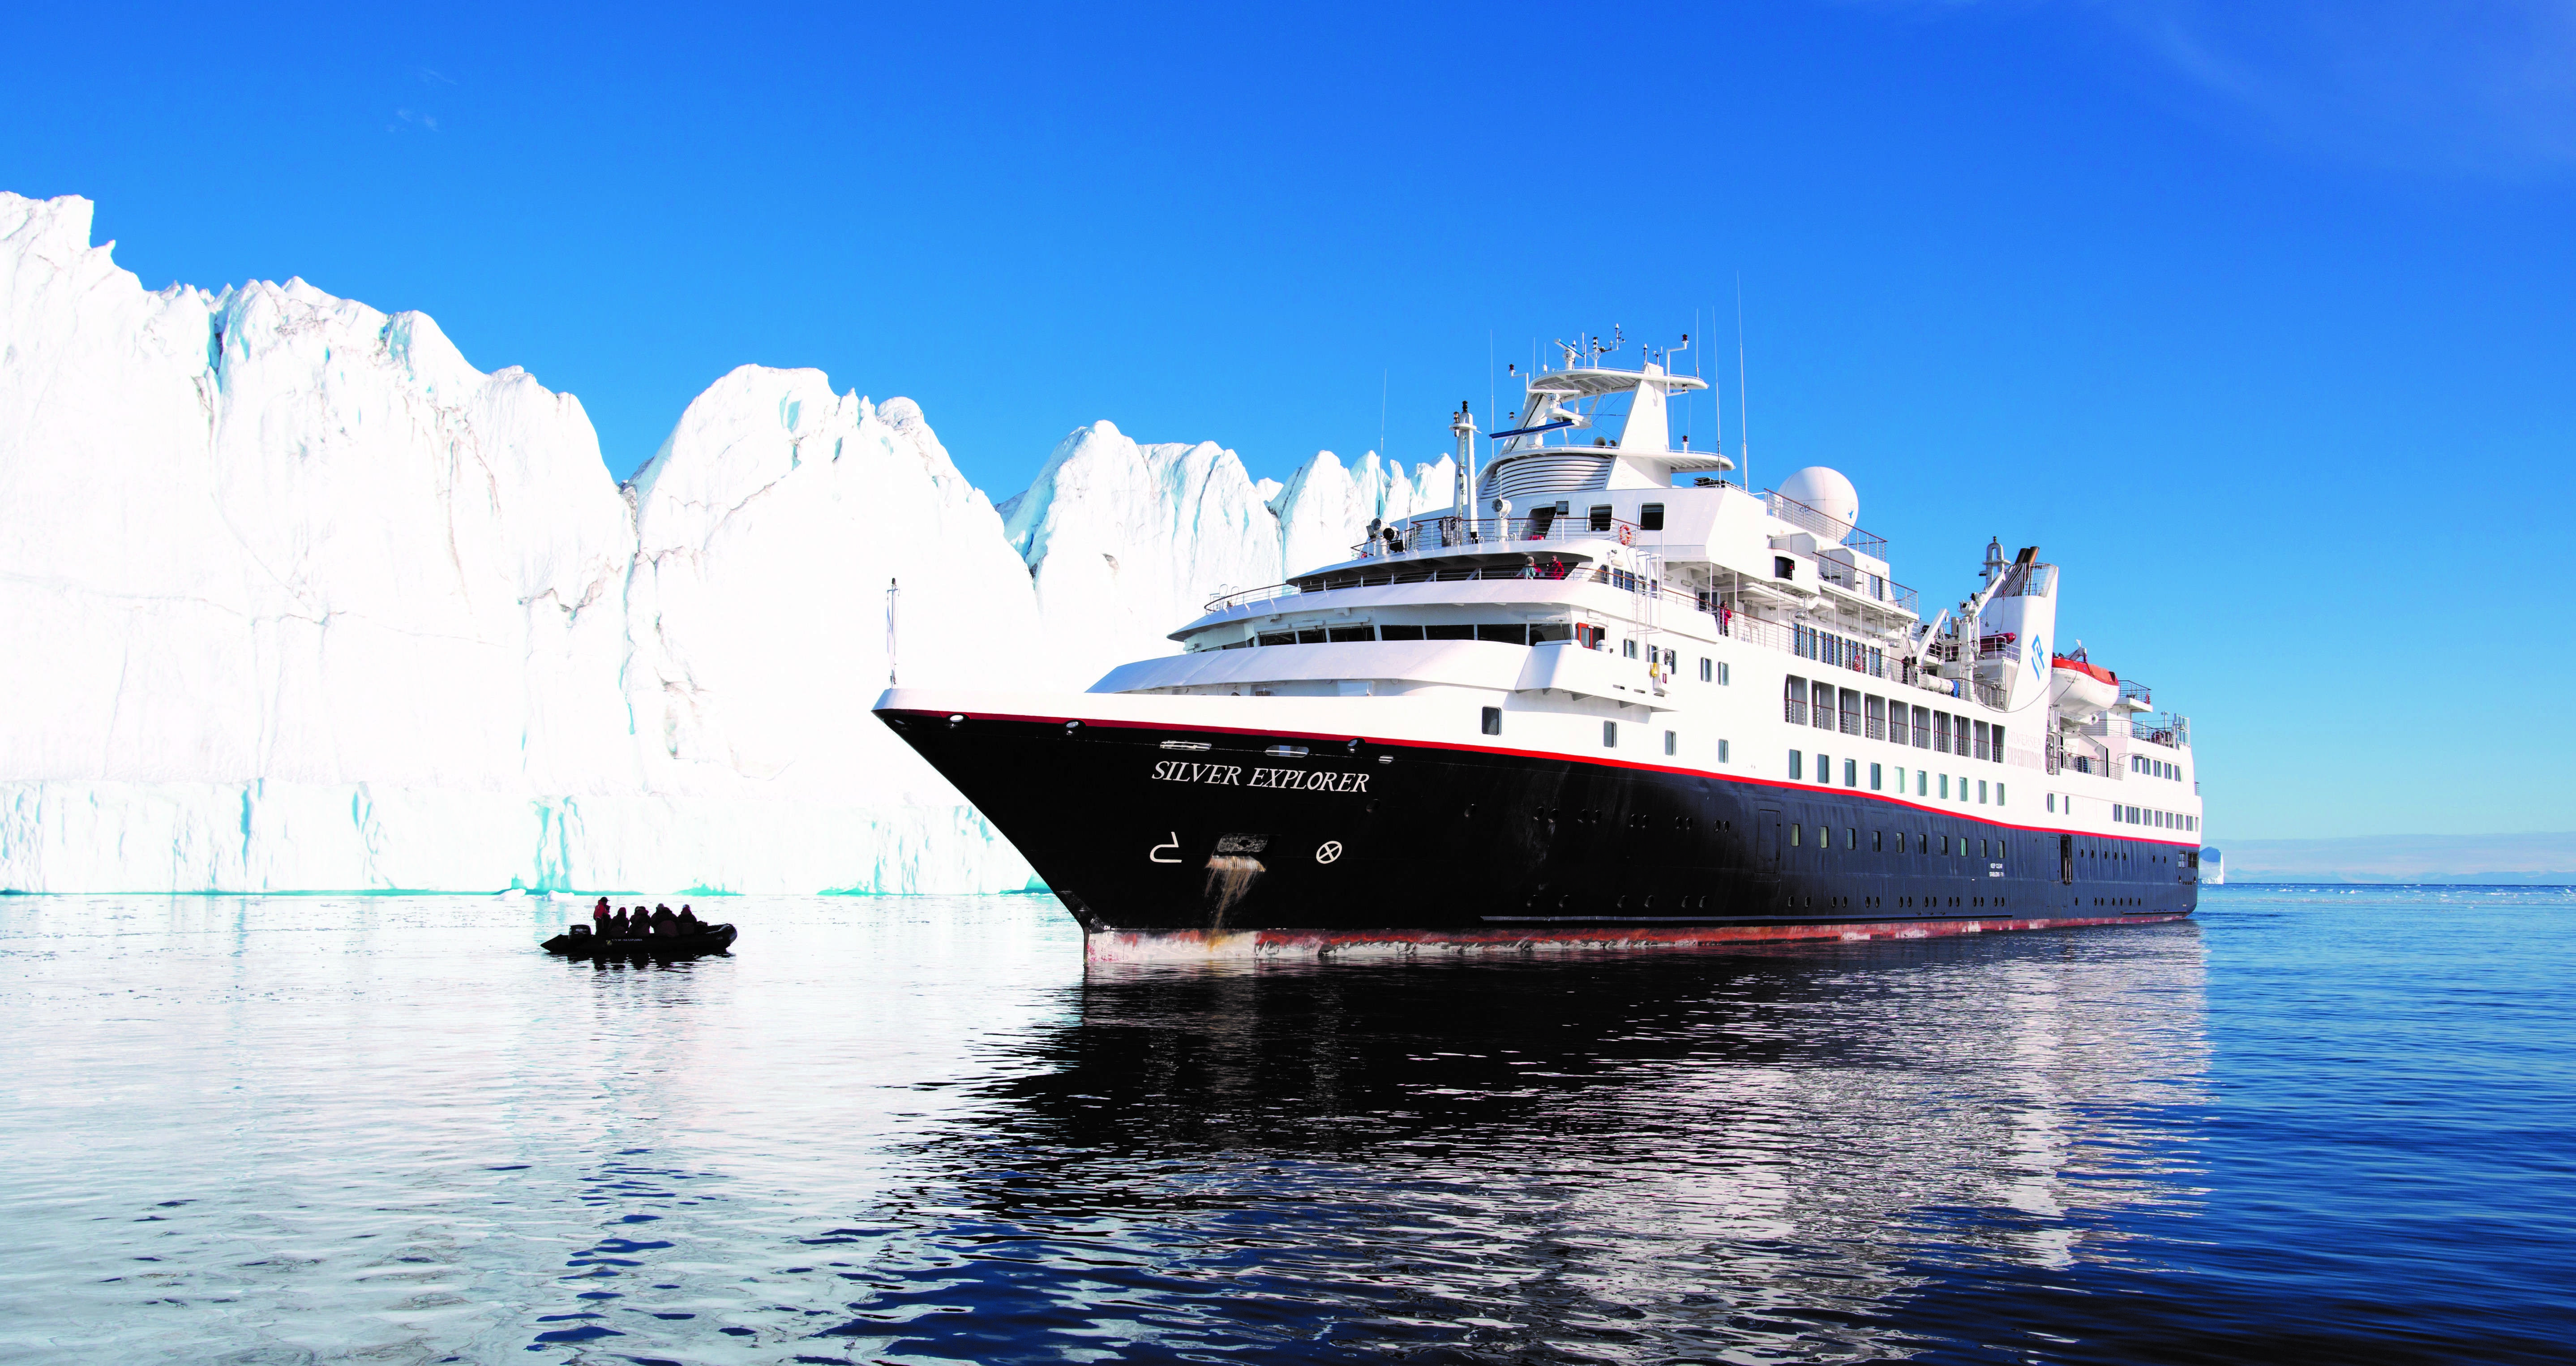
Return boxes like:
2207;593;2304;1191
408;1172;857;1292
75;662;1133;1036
0;191;1431;893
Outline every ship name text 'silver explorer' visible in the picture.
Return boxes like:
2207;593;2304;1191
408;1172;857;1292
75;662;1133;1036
880;334;2202;959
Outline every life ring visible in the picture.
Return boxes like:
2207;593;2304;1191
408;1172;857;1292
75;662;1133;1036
1617;524;1633;546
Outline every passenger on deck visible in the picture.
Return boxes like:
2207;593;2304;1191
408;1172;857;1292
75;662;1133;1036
592;898;610;931
609;907;629;936
652;904;675;932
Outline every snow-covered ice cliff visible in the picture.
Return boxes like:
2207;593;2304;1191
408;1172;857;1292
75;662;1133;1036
0;193;1436;893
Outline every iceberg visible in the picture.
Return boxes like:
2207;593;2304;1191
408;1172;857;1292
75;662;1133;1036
0;191;1453;893
1000;430;1455;690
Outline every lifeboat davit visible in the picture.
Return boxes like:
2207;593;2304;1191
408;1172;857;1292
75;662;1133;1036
2049;656;2117;718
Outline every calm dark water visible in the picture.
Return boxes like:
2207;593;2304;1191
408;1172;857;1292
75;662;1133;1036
0;886;2568;1363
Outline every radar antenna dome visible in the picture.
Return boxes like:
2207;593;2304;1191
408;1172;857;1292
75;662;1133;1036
1778;466;1860;536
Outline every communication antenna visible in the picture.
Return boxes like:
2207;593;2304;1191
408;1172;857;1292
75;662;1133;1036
886;577;900;686
1735;278;1752;496
1714;314;1725;471
1450;400;1478;521
1691;307;1704;452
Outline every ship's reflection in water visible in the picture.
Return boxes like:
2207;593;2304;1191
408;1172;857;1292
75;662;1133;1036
850;924;2210;1362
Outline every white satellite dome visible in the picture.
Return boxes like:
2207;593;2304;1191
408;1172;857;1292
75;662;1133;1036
1777;466;1860;537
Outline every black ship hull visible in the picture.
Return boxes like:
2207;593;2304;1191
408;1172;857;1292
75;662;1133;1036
879;705;2195;958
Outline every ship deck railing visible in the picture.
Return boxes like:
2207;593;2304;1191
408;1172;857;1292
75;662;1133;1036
1346;512;1644;563
1200;563;1975;701
2130;713;2189;748
1813;554;1920;615
1762;489;1890;558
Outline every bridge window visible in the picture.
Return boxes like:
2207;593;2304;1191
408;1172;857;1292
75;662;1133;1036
1640;503;1665;531
1296;629;1327;644
1530;623;1572;644
1257;631;1295;646
1327;626;1373;642
1476;625;1526;644
1590;505;1613;531
1425;624;1473;640
1378;624;1425;640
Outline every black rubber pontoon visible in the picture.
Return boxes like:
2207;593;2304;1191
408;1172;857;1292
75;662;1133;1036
543;924;737;958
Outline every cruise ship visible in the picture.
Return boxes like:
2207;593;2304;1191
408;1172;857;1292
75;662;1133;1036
878;342;2202;958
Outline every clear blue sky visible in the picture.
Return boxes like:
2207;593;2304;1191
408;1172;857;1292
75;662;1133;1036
7;1;2573;841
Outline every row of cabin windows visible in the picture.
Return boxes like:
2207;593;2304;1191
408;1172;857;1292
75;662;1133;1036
1238;626;1737;691
1241;623;1571;647
1790;750;2004;806
1522;503;1667;533
1789;825;2006;860
1785;675;2004;761
1791;625;1883;676
2131;755;2184;781
1566;503;1666;531
2115;804;2197;832
1483;710;1733;765
1781;829;2184;872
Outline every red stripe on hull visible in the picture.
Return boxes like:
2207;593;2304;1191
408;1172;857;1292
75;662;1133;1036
1086;912;2191;962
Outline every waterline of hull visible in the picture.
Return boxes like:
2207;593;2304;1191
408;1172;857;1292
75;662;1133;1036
1086;910;2192;961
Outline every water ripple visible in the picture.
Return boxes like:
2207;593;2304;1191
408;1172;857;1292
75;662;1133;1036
0;888;2568;1362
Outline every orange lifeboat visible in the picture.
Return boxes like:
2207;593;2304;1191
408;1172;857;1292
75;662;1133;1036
2049;655;2117;718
